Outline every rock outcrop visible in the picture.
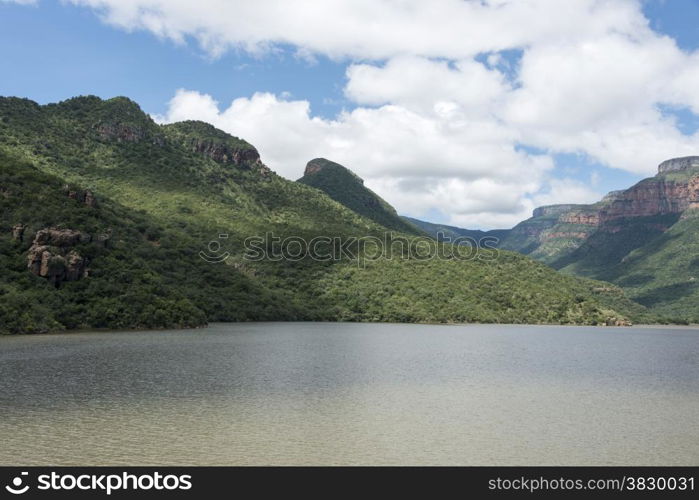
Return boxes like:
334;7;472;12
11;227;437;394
559;212;601;226
64;185;97;207
188;139;272;177
11;223;25;241
602;190;625;203
190;138;260;166
498;155;699;264
162;121;273;178
26;228;92;287
95;121;164;146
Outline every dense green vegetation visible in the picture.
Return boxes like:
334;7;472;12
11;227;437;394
317;253;649;325
0;95;647;333
0;152;307;334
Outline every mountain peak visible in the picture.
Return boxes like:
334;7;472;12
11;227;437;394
298;158;421;234
303;158;363;184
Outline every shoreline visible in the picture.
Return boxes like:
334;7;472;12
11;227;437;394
2;320;699;338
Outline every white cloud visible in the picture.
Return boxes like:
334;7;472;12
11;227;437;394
67;0;699;228
503;32;699;173
345;56;507;115
68;0;651;60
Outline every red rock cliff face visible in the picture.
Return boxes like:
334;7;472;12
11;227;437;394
600;175;699;222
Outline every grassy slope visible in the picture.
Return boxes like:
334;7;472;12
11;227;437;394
0;96;646;332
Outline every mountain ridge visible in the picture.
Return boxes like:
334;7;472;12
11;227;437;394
0;95;651;332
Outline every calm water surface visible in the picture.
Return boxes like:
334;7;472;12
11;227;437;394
1;322;698;465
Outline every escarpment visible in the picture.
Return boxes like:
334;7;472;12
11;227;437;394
497;156;699;265
525;156;699;235
599;173;699;222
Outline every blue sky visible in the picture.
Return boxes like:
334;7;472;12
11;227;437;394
2;0;699;228
0;1;349;117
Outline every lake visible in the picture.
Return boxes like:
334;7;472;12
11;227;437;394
0;322;698;465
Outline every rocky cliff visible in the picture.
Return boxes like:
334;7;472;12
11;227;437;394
163;120;272;177
657;156;699;173
599;173;699;222
529;156;699;234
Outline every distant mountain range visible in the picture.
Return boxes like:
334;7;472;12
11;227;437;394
403;216;510;245
0;95;646;333
407;156;699;322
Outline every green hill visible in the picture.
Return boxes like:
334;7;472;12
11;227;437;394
0;95;648;333
298;158;422;234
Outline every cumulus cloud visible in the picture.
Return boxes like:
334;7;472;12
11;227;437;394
67;0;651;60
156;89;557;227
64;0;699;227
